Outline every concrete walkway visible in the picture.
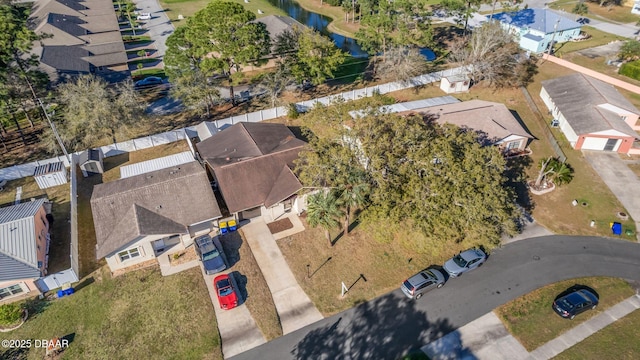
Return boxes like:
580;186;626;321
528;294;640;359
157;249;199;276
423;294;640;360
241;217;323;334
583;151;640;240
422;312;529;360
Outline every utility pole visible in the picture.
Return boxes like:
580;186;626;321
38;98;70;163
546;18;561;58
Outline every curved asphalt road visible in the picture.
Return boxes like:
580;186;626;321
230;235;640;360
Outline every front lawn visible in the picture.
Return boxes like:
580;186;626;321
554;26;627;55
496;277;635;351
554;308;640;359
550;0;640;24
0;266;222;360
278;215;475;316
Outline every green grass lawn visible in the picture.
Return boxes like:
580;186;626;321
496;277;636;351
524;61;637;239
0;266;222;360
554;27;627;56
554;308;640;359
159;0;286;25
550;0;640;24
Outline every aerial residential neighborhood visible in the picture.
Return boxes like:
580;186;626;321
2;0;640;359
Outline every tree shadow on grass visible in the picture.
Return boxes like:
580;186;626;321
291;291;466;359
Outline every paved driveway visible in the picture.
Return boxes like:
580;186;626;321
241;218;324;335
230;235;640;360
134;0;174;57
202;266;266;358
583;151;640;238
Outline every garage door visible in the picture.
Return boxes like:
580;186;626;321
581;137;609;151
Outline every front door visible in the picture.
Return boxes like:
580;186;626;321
604;138;618;151
153;239;166;253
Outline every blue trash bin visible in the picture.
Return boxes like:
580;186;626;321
65;288;75;296
57;290;65;298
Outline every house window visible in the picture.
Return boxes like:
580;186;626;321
118;247;141;262
38;261;43;268
0;284;24;299
506;141;521;150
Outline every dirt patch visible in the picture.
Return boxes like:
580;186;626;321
169;246;197;266
267;217;293;234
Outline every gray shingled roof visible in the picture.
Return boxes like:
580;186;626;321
542;73;640;138
254;15;304;40
0;199;47;281
422;100;534;142
196;122;306;214
196;122;306;167
40;45;91;72
91;162;222;259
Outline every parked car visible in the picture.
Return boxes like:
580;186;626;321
134;76;163;88
194;235;226;275
136;12;151;20
552;289;599;320
400;269;446;299
213;274;238;310
443;248;487;277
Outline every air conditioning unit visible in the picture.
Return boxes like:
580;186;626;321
550;119;560;128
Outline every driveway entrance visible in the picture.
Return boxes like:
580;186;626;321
583;151;640;239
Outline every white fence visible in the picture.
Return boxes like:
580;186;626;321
0;67;465;181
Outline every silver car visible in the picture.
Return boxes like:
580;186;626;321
443;248;487;277
401;269;446;299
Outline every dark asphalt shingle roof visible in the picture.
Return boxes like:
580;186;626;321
542;73;640;138
196;122;306;214
40;45;90;72
91;162;222;259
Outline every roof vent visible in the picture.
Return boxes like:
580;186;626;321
156;205;162;210
146;175;153;179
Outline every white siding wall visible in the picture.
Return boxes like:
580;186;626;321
105;233;190;272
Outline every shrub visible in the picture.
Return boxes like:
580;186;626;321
288;103;300;119
0;303;23;326
619;60;640;80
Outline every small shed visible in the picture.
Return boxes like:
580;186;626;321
34;162;67;189
195;121;219;142
440;74;470;94
78;148;105;177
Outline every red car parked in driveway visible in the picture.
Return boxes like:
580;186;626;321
214;274;238;310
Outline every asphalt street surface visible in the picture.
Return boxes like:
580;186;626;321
230;235;640;360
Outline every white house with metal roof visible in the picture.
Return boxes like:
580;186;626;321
492;9;582;53
0;199;50;304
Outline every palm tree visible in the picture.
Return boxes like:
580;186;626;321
307;191;344;247
337;175;369;235
534;157;574;188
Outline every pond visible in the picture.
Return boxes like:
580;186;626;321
266;0;435;60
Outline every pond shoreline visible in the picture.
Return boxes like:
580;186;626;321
290;0;360;38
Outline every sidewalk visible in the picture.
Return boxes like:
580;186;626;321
241;218;324;334
423;294;640;359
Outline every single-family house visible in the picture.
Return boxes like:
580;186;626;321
29;0;129;83
352;97;533;154
540;73;640;153
196;122;308;222
492;9;582;53
0;199;50;304
91;162;222;273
